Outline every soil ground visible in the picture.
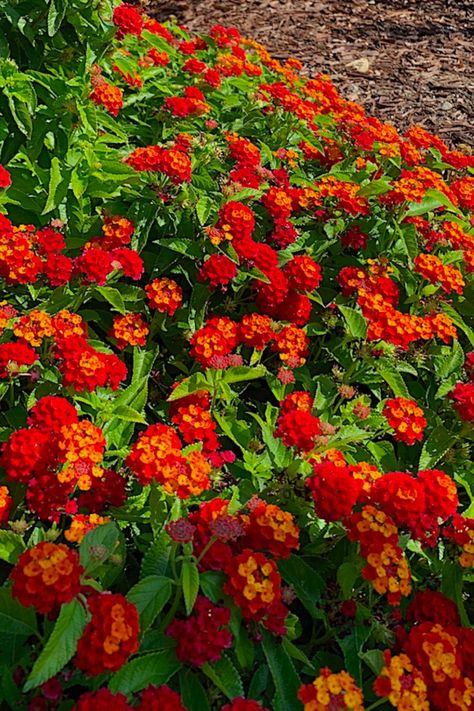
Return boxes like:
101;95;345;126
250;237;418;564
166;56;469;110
150;0;474;147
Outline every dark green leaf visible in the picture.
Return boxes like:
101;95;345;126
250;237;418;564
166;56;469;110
109;650;181;694
262;630;302;711
182;559;199;615
127;575;172;632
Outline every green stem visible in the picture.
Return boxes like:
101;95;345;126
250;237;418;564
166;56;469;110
366;697;387;711
197;536;218;564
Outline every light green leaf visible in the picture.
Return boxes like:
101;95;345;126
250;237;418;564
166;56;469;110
419;425;455;470
221;365;267;385
42;157;62;214
94;286;126;314
79;522;120;574
375;359;410;398
202;654;244;700
0;530;25;564
167;373;210;401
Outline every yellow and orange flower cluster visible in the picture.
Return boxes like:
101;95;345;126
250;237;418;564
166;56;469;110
298;668;365;711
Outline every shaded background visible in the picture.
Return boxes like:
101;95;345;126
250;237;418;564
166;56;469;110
150;0;473;147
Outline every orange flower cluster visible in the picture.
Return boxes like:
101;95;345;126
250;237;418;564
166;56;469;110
414;253;465;294
190;316;239;367
90;80;124;116
65;513;110;543
298;668;365;711
272;325;309;366
54;335;127;392
75;593;140;675
57;420;107;491
145;277;183;315
11;542;83;614
239;313;276;350
125;423;211;498
111;312;149;349
382;396;427;445
13;310;54;347
374;652;429;710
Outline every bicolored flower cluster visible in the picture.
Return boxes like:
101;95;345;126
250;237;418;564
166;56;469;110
75;593;140;675
10;542;83;614
298;668;365;711
125;423;211;498
126;143;192;183
382;397;427;445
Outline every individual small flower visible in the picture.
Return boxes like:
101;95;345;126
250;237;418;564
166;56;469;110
382;397;427;445
11;542;83;614
166;596;232;666
136;685;187;711
75;593;140;675
72;688;131;711
298;668;365;711
373;652;429;710
146;278;183;315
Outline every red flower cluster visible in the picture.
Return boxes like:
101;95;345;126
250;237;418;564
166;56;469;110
11;542;83;614
197;254;238;290
306;460;363;521
136;685;187;711
75;593;140;675
242;499;299;559
164;86;210;117
221;700;269;711
111;312;149;349
450;381;474;422
73;689;131;711
0;485;12;524
166;596;232;666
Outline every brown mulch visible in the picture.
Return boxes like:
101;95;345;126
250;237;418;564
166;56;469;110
150;0;474;148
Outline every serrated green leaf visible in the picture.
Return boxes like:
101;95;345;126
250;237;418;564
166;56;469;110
339;305;367;339
180;669;211;711
23;599;86;691
376;359;410;398
42;157;62;214
167;373;210;401
109;650;181;694
337;561;360;599
419;425;455;470
127;575;172;632
357;179;391;197
202;654;244;700
112;405;147;424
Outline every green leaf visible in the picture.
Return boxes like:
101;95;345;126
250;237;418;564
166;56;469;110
261;630;302;711
42;157;62;214
419;425;456;470
339;305;367;339
112;405;148;424
23;599;87;692
196;195;214;225
167;373;210;401
199;571;225;603
278;556;324;618
357;179;392;197
127;575;172;632
367;440;398;470
182;559;199;615
94;286;126;314
141;531;171;578
360;649;385;675
109;650;181;694
180;669;211;711
441;562;470;627
337;561;360;599
47;0;67;36
404;196;444;217
375;359;410;398
0;530;25;564
0;587;37;639
202;654;244;700
442;303;474;347
221;365;267;385
79;522;120;574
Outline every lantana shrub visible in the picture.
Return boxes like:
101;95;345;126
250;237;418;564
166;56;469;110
0;1;473;709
